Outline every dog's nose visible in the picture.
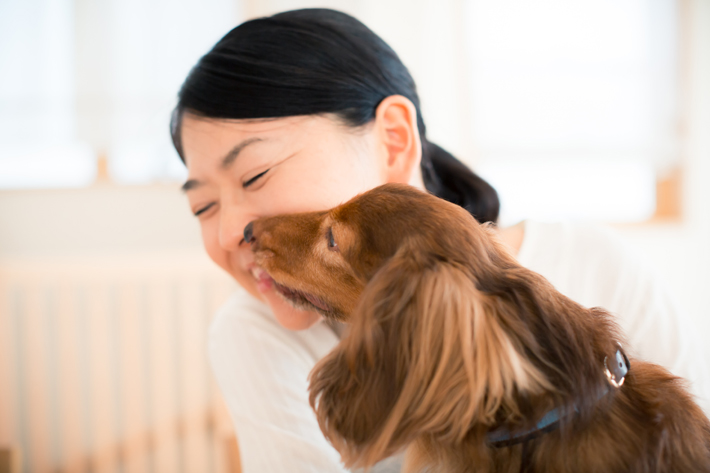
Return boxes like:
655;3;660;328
243;221;255;243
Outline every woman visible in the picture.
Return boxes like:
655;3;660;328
171;9;708;472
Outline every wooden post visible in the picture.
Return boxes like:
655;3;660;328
0;446;21;473
224;434;242;473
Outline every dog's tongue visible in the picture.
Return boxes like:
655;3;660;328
252;267;274;292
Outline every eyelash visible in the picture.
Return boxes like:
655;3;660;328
194;203;214;217
194;169;269;217
193;168;270;217
243;169;269;188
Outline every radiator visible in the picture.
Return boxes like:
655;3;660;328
0;252;239;473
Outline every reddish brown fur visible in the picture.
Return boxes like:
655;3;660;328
249;184;710;473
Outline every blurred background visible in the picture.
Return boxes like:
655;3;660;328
1;0;709;472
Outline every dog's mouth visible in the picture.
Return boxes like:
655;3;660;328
251;266;336;316
273;281;333;312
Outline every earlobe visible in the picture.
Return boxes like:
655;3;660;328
374;95;422;185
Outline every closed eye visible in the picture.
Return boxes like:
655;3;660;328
243;169;269;188
194;203;215;217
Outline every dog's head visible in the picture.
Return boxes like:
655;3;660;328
246;184;496;320
248;184;617;468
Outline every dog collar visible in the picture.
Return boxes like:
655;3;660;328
487;406;564;447
604;345;630;388
488;346;630;448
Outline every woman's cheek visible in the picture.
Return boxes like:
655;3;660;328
200;218;266;303
201;220;231;274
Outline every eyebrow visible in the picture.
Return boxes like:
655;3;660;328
181;137;266;193
221;137;264;169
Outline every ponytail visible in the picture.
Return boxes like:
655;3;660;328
421;140;500;224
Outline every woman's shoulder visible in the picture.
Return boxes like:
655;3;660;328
514;219;670;322
516;220;654;289
517;219;634;267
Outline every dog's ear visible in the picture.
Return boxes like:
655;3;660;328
309;247;553;469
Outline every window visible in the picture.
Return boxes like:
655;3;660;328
0;0;240;188
464;0;680;224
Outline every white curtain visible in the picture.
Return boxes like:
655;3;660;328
465;0;678;161
97;0;240;184
0;0;96;188
464;0;678;223
0;0;240;188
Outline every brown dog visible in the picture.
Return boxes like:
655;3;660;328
246;184;710;473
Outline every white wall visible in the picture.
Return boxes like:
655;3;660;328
0;184;203;259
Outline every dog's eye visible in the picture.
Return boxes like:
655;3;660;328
326;228;339;251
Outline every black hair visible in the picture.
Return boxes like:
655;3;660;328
171;8;499;223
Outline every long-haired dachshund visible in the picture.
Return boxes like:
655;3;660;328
245;184;710;472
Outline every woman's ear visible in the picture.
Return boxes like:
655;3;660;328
373;95;422;186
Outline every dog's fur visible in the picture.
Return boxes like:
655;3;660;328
248;184;710;473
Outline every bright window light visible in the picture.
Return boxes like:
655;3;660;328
0;0;237;189
0;143;96;189
465;0;678;222
478;158;656;226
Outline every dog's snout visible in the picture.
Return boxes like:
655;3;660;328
243;221;255;243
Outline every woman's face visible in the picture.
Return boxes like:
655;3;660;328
180;113;401;330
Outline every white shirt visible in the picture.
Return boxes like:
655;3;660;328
208;220;710;473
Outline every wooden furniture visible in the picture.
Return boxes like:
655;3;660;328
0;252;239;473
0;446;21;473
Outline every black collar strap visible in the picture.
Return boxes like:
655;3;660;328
488;347;630;448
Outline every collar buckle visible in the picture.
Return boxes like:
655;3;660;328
604;345;630;388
